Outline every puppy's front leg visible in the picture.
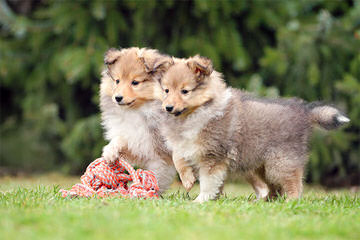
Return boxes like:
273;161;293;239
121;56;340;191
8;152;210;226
194;162;227;203
173;157;196;192
102;136;127;163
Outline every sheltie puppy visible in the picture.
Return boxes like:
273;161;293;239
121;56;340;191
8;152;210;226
100;47;176;192
158;55;350;202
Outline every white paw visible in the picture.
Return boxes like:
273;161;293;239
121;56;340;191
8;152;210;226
193;193;211;203
102;143;119;163
255;187;269;200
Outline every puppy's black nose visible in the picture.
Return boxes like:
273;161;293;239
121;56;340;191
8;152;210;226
166;106;174;112
115;96;123;103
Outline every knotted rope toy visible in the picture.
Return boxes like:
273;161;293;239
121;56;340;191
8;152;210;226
60;157;159;199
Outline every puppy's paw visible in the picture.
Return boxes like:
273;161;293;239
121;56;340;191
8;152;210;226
193;197;203;204
179;168;196;192
102;143;120;164
193;193;209;204
255;187;269;201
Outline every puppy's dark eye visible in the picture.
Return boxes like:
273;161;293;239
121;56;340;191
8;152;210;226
165;89;169;93
116;79;120;84
181;89;189;95
132;80;139;86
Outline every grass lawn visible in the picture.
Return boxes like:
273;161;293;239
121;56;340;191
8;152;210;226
0;174;359;240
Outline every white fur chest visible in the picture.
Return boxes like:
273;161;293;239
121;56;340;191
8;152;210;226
101;99;157;160
162;107;218;165
164;123;204;166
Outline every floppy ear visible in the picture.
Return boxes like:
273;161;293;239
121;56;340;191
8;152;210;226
104;48;122;65
186;55;213;80
139;55;174;76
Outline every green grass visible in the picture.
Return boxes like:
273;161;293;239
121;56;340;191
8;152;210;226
1;175;359;240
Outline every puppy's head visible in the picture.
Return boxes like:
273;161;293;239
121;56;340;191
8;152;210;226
160;55;214;117
103;47;173;108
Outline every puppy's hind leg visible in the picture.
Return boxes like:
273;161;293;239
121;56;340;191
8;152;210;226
264;151;305;200
279;167;304;200
194;162;227;203
244;167;269;200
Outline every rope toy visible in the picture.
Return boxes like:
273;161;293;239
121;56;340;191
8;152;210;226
60;157;159;199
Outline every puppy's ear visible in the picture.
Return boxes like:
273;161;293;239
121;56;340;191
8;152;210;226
104;48;122;65
151;56;174;75
186;55;213;80
139;55;174;76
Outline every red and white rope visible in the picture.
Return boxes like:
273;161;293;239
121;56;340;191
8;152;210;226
60;157;159;199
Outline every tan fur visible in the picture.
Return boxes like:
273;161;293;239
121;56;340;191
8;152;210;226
158;55;349;202
161;56;225;117
173;158;196;191
100;47;176;192
103;48;169;108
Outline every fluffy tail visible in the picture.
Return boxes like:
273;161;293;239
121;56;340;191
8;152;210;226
307;102;350;130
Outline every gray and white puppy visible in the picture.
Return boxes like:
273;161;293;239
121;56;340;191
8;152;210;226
159;55;350;203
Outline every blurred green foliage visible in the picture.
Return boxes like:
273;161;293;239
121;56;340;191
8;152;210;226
0;0;359;186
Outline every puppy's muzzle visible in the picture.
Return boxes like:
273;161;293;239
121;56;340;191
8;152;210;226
171;108;187;117
174;111;183;116
115;96;123;103
166;105;174;112
114;95;135;106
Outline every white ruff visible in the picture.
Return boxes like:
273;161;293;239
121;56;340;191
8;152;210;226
101;96;161;163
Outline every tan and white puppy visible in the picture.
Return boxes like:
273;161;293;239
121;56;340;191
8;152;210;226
100;47;176;193
159;55;350;203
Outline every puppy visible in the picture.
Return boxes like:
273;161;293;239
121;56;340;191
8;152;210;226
159;55;350;202
100;47;176;192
